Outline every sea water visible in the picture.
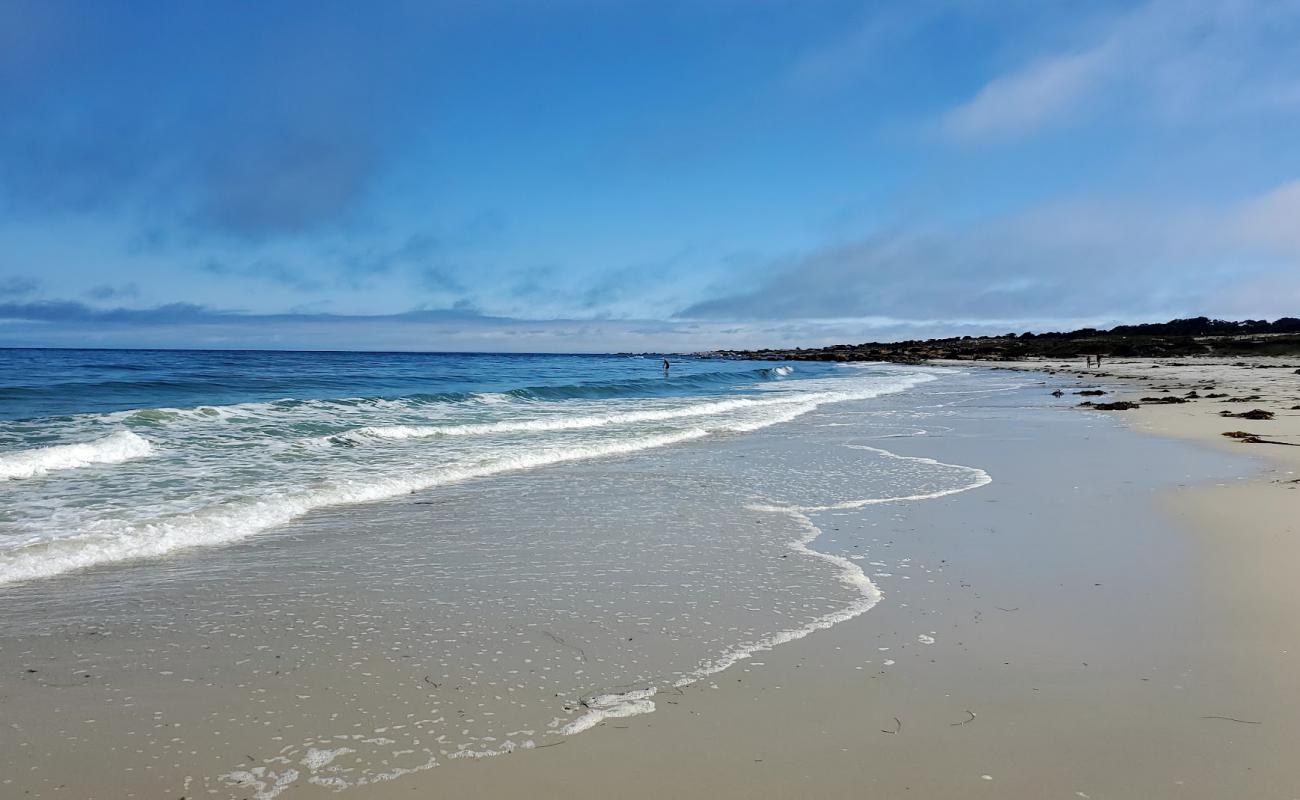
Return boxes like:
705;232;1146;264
0;350;851;584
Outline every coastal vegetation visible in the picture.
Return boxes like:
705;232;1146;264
711;317;1300;363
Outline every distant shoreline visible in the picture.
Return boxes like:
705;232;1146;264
703;315;1300;363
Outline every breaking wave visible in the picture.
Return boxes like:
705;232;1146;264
0;431;153;482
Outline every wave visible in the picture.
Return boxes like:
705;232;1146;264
331;395;809;444
0;428;714;585
99;367;797;430
0;370;928;585
0;431;153;482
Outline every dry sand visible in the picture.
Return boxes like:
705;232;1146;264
303;358;1300;800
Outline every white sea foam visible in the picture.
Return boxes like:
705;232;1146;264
662;508;884;687
447;740;535;760
0;428;710;585
657;443;990;692
220;767;300;800
0;431;153;481
334;396;806;444
534;438;993;748
558;688;658;735
0;371;935;585
300;747;354;771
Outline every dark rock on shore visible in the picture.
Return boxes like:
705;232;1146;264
1091;401;1141;410
1220;409;1276;420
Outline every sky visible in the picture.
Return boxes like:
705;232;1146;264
2;0;1299;352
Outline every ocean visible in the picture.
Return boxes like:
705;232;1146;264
0;348;1000;797
0;349;927;585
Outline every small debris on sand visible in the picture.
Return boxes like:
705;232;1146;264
1220;431;1298;446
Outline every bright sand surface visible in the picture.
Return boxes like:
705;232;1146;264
305;359;1299;799
4;361;1298;799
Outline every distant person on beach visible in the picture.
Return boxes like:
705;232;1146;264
1096;354;1103;368
1086;356;1093;368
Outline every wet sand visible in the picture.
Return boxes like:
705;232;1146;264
306;364;1300;799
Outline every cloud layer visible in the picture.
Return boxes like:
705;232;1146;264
679;182;1300;323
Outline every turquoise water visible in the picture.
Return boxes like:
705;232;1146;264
0;348;924;585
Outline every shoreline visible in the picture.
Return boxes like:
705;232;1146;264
299;360;1299;799
967;355;1300;465
5;361;1297;799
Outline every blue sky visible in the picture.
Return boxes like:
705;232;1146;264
2;0;1299;351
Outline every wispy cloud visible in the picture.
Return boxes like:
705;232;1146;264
340;233;452;289
1234;179;1300;256
201;259;322;292
942;0;1300;140
0;275;40;296
783;2;947;94
1;300;220;325
944;48;1111;139
85;282;139;300
677;180;1300;323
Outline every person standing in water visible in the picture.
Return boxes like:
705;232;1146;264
663;358;670;374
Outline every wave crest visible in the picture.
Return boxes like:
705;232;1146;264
330;396;803;445
0;431;153;482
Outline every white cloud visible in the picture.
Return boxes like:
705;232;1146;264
942;0;1300;141
1234;179;1300;255
677;179;1300;324
783;2;947;93
944;48;1112;139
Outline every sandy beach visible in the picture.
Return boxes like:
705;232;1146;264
319;357;1300;800
3;359;1297;799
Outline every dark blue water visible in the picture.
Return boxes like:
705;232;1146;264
0;349;829;421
